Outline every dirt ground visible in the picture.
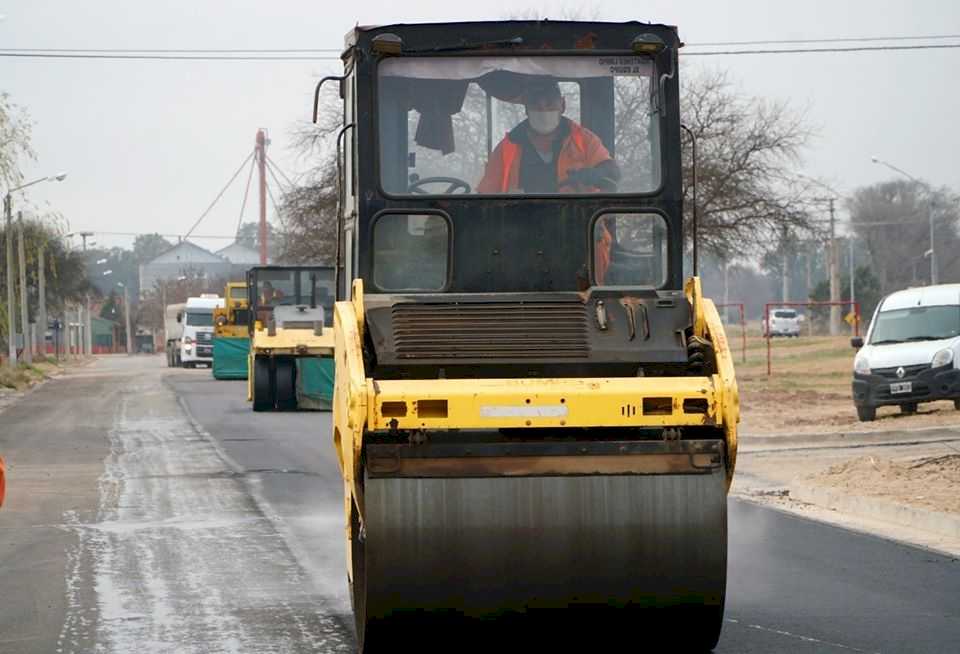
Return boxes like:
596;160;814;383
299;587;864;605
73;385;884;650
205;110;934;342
811;453;960;514
725;330;960;435
726;329;960;548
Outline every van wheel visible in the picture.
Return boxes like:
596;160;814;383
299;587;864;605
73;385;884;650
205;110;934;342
954;399;960;410
900;403;918;415
856;405;876;422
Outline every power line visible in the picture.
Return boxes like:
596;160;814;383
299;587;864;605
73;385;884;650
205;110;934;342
3;39;960;61
0;52;340;61
683;43;960;56
0;47;341;53
183;149;254;240
266;156;296;189
687;33;960;47
265;160;292;197
235;155;257;237
4;32;959;54
76;230;242;239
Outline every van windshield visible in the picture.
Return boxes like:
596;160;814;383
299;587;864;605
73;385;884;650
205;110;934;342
870;305;960;344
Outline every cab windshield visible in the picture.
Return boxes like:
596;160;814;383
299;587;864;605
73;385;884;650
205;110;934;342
378;55;660;196
870;305;960;344
184;312;213;327
253;269;336;325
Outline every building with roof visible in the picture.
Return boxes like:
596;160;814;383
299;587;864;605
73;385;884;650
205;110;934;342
138;240;263;297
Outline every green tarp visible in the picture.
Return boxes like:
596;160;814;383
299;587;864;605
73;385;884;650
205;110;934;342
296;356;335;411
212;337;250;380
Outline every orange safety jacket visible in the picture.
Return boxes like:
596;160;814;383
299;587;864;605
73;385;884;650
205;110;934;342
477;120;612;194
477;120;615;284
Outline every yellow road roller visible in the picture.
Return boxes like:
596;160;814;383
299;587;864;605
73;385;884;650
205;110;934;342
247;265;335;411
323;20;738;651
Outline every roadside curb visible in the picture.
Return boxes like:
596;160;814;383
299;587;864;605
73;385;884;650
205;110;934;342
740;425;960;452
790;482;960;540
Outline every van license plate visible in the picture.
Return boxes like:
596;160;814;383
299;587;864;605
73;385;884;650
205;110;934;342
890;382;912;394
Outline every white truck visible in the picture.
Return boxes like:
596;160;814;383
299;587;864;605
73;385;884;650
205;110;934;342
164;303;186;367
164;295;224;368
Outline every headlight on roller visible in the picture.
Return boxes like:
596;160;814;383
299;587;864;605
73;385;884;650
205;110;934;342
854;356;871;375
932;348;954;369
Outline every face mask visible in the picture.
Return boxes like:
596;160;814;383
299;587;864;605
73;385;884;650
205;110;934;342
528;110;561;134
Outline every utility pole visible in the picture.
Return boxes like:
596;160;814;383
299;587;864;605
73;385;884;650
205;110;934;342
122;284;133;355
17;212;31;365
80;231;93;356
927;197;937;285
781;225;790;303
4;194;15;366
849;237;855;307
37;244;47;359
256;129;268;264
723;259;730;323
828;199;840;336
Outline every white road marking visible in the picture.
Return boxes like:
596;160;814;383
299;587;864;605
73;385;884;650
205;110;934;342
726;618;881;653
56;378;351;653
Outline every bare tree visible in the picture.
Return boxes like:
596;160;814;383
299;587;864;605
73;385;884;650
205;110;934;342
273;87;341;264
680;68;820;258
848;180;960;292
0;92;35;189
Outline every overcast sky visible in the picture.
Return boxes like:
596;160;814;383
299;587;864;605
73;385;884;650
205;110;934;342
3;0;959;253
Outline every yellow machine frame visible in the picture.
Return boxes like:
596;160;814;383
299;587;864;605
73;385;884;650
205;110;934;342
213;282;249;339
332;278;739;544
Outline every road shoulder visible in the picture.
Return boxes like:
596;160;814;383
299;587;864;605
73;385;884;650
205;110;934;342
734;428;960;557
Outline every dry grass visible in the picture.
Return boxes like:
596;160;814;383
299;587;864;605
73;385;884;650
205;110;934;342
719;331;960;436
0;359;63;391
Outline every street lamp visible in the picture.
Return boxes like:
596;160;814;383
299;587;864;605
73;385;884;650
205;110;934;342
871;156;936;285
4;173;68;367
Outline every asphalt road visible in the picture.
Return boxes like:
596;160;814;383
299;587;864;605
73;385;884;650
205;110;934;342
1;355;959;653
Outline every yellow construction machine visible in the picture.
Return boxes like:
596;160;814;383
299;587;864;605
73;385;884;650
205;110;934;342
212;281;251;380
246;265;335;410
324;20;739;651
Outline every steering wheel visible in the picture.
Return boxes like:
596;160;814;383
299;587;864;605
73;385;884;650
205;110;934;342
408;176;472;195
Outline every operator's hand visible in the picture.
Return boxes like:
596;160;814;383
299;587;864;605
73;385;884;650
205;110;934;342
565;166;615;190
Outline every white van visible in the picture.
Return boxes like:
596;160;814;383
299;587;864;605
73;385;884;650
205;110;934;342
851;284;960;421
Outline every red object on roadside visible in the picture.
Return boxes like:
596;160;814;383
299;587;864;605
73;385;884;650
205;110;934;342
0;456;5;507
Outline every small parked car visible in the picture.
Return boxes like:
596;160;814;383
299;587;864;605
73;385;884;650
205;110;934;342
851;284;960;421
764;308;801;337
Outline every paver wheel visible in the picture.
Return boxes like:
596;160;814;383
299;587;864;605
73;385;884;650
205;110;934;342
252;357;274;411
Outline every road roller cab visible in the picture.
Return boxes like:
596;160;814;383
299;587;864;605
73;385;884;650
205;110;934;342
324;20;739;650
246;265;336;410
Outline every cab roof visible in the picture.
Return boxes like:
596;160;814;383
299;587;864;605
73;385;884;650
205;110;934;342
344;20;679;53
880;284;960;311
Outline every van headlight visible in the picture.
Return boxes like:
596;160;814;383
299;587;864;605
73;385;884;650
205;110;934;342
184;343;193;353
932;348;954;369
854;356;871;375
